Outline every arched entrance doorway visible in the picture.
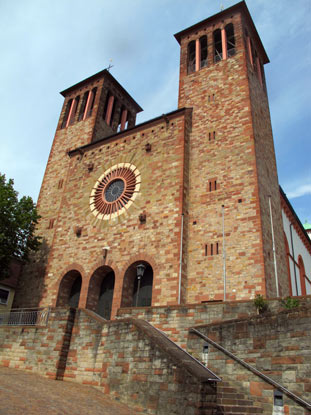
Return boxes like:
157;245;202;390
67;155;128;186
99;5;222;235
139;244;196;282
121;261;153;307
86;266;115;319
57;270;82;308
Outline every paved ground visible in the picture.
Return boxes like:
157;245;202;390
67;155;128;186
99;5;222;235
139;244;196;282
0;367;140;415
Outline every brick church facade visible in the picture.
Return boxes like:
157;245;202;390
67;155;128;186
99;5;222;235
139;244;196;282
14;1;309;317
3;2;311;413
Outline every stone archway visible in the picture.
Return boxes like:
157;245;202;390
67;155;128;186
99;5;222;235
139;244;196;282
121;261;153;308
86;266;115;319
56;270;82;308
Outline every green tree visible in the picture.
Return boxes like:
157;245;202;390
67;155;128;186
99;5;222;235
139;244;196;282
0;174;41;279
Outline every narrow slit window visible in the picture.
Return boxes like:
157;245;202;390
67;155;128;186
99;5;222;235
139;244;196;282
251;42;257;73
110;98;117;128
211;244;214;256
103;91;111;120
209;182;212;192
213;131;216;140
58;179;64;189
87;87;97;117
61;99;73;129
68;95;80;125
214;180;217;190
48;219;55;229
205;244;208;256
78;91;89;121
254;50;259;77
209;132;211;141
225;23;236;57
187;40;196;74
216;242;219;254
200;36;208;68
213;29;222;62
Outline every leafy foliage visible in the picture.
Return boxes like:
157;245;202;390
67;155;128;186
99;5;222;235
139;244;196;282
254;294;268;313
281;296;300;309
0;174;41;279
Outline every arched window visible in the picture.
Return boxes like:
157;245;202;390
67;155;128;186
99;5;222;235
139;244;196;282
200;36;208;68
225;23;235;57
213;29;222;62
298;256;307;296
187;40;196;74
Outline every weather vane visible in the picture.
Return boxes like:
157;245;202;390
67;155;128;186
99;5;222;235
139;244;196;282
107;59;114;72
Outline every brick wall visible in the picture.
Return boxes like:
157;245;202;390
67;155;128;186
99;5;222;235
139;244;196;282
0;308;218;415
118;297;311;348
0;308;75;379
188;304;311;414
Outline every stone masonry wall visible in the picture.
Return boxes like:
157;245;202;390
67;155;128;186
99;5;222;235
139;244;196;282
117;296;311;348
187;304;311;414
64;310;217;415
0;308;218;415
177;11;271;303
0;308;75;379
37;109;190;316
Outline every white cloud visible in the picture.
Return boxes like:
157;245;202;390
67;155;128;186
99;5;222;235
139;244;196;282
287;184;311;199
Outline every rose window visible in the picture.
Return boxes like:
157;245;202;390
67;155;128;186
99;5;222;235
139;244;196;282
90;163;141;221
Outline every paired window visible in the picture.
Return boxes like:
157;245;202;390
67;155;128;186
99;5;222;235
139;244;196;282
187;23;236;72
208;179;217;192
187;35;208;74
205;243;219;256
213;24;236;63
61;87;97;129
103;91;131;132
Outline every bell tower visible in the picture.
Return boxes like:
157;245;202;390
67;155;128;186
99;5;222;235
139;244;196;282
175;1;288;301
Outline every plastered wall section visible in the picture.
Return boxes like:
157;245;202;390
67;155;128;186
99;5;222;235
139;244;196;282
283;211;311;295
178;12;269;302
38;111;190;313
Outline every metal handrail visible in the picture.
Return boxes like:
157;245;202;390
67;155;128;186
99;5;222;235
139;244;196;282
190;328;311;411
0;307;50;326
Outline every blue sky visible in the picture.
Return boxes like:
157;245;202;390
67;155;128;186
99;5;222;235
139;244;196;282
0;0;310;224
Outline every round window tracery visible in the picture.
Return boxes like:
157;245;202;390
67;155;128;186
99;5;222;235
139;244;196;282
90;163;141;221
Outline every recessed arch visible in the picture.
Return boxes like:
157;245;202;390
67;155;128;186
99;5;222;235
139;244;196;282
121;261;153;308
213;29;222;62
187;40;196;74
56;270;82;308
86;265;115;319
225;23;235;57
298;255;306;296
284;232;292;296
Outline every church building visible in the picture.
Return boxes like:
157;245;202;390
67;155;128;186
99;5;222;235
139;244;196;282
13;0;311;319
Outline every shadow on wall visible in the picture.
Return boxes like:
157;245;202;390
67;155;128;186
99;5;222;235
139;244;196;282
13;238;50;308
